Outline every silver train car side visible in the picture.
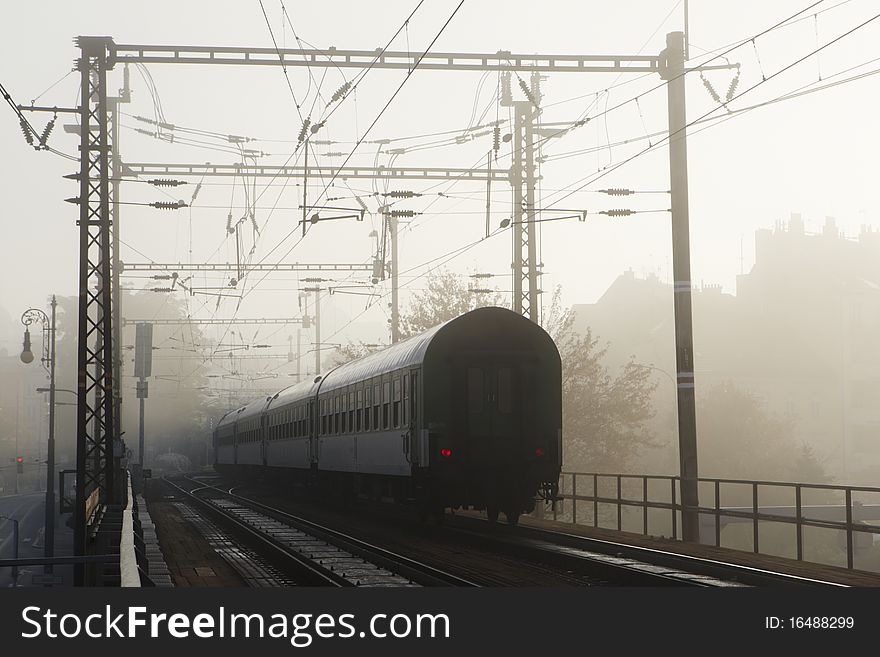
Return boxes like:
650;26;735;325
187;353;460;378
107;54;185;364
213;306;561;524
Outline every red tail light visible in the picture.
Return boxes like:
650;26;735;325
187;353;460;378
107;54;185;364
440;448;452;458
534;448;544;457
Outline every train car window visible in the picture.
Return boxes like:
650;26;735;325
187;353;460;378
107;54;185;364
411;372;419;423
342;393;348;433
364;387;372;431
403;374;409;425
392;378;401;428
383;381;391;429
348;392;355;432
356;389;363;431
373;384;381;430
468;368;484;412
335;395;341;434
321;399;327;435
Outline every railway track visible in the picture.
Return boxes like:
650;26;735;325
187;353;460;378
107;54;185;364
167;474;849;587
442;514;849;588
164;475;479;588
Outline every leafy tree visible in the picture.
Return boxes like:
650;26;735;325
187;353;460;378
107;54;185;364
398;268;505;338
697;382;828;483
544;288;659;473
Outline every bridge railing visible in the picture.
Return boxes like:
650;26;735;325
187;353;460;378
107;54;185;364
552;472;880;572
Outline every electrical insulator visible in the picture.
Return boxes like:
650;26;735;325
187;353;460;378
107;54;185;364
700;73;721;104
20;117;34;146
330;81;352;104
226;212;233;234
500;72;512;105
297;118;311;145
310;121;324;135
384;210;418;218
726;71;740;102
147;178;186;187
150;287;174;292
149;200;188;210
191;182;202;203
135;128;156;137
39;115;56;149
600;188;634;196
493;126;500;154
600;209;636;218
518;78;537;106
323;151;346;157
382;191;419;198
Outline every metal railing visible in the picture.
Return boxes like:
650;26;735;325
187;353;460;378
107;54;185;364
551;472;880;572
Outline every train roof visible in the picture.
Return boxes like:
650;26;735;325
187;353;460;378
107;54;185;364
317;321;446;393
213;306;559;426
266;377;323;410
318;306;554;392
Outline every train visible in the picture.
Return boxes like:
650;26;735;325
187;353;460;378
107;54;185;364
213;306;561;525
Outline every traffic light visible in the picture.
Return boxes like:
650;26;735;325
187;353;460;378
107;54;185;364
16;456;23;474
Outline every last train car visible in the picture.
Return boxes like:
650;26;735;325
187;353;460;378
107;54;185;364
214;306;562;525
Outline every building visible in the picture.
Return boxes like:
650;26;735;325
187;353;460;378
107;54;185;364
572;214;880;483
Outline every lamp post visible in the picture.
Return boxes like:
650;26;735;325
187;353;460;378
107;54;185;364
0;514;20;584
20;296;57;574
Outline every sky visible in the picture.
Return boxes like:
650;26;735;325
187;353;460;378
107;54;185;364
1;0;879;361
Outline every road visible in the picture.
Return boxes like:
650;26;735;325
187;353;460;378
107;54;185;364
0;491;73;587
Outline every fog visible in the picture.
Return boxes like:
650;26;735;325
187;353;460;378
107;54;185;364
2;1;879;491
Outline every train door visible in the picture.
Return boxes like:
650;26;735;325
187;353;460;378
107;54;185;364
461;355;524;463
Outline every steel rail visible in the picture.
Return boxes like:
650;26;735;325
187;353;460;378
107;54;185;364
448;515;849;587
164;477;347;586
185;476;479;587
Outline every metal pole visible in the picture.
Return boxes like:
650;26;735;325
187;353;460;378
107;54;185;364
301;138;309;237
510;93;540;322
296;329;302;379
138;389;145;467
663;31;700;543
511;103;525;316
44;296;57;573
390;213;400;343
2;516;19;584
110;96;123;458
12;519;19;583
314;289;321;376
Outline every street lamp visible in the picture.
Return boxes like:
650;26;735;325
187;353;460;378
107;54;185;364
20;296;57;574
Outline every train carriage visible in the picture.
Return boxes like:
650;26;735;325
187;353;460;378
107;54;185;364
214;306;561;524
